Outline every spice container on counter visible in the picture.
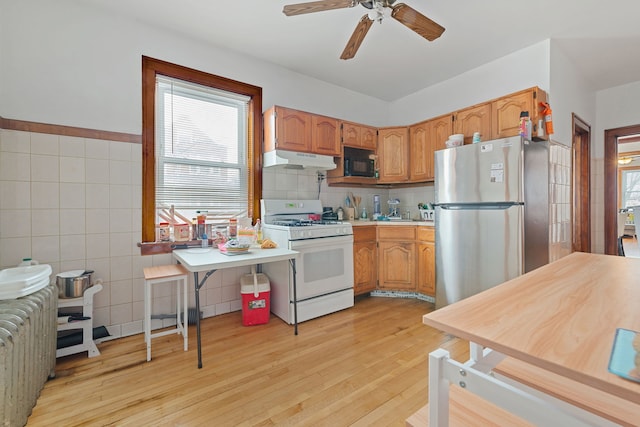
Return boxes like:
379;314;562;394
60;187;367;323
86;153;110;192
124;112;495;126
228;218;238;240
174;223;190;241
157;222;170;242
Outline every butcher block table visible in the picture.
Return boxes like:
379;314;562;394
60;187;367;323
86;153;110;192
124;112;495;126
422;252;640;426
173;247;298;368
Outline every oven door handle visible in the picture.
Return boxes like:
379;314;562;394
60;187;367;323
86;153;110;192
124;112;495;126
289;234;353;249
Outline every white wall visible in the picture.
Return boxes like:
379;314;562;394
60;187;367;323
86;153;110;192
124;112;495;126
0;0;388;132
594;81;640;252
595;81;640;154
547;40;600;250
548;41;596;147
387;41;551;125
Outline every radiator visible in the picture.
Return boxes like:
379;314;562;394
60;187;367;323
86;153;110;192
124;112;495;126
0;284;57;427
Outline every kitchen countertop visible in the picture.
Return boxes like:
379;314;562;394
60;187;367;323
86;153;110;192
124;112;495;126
348;220;434;226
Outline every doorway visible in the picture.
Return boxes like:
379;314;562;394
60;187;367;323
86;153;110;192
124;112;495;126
603;123;640;255
572;114;591;252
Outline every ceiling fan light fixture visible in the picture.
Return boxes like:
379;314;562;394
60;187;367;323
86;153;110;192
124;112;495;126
618;157;633;165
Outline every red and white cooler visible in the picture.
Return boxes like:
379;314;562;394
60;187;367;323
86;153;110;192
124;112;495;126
240;268;270;326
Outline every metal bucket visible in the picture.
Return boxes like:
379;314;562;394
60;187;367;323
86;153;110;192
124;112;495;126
56;270;94;299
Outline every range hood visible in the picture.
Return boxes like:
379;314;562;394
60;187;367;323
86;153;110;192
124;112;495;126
263;149;336;170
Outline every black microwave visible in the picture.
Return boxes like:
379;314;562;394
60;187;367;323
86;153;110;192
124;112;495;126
344;157;375;177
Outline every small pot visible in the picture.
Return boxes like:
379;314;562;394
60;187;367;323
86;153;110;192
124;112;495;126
56;270;94;299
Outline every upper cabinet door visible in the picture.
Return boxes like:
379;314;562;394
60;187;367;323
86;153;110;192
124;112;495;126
342;122;361;147
492;91;532;139
492;87;547;139
360;125;377;150
274;106;312;152
312;115;340;156
378;127;409;183
431;114;453;152
409;120;433;182
342;122;377;150
454;103;492;144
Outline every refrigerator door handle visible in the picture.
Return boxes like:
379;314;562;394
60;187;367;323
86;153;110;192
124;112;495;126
438;202;523;211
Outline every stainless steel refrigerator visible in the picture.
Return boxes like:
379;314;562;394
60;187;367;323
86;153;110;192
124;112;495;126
434;135;551;309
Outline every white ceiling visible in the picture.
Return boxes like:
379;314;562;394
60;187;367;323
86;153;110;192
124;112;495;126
84;0;640;101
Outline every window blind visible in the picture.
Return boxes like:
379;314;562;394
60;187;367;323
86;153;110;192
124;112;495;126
155;76;250;223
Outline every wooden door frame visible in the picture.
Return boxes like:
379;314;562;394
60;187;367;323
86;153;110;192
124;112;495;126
604;124;640;254
572;114;591;253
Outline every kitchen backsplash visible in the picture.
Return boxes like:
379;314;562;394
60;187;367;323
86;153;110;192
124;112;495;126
262;167;435;220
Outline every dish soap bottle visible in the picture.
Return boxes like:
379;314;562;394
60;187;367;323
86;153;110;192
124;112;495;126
360;206;368;220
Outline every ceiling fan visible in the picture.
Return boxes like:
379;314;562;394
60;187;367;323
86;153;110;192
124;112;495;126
282;0;445;60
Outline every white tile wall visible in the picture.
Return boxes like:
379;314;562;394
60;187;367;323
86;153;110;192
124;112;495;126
549;143;573;261
261;167;436;219
0;129;248;340
591;157;605;253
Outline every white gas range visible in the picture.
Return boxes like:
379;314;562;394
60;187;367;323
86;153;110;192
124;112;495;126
260;199;354;324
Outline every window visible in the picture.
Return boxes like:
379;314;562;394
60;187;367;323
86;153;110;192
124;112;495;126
620;168;640;208
142;57;262;245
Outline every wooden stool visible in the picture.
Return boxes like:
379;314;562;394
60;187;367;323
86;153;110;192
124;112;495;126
143;264;189;361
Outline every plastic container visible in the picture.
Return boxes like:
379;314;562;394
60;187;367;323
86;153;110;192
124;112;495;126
228;218;238;240
158;222;170;242
0;264;52;300
255;219;263;244
360;206;368;220
174;223;190;241
240;271;270;326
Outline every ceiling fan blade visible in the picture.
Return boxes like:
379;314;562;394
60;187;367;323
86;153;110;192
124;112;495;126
340;15;374;60
391;3;445;41
283;0;356;16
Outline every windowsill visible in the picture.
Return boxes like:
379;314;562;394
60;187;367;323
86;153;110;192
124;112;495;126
138;241;202;256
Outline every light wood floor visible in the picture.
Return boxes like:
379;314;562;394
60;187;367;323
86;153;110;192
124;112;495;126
27;296;468;426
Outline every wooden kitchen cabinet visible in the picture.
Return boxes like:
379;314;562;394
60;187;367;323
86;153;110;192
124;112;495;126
492;87;548;139
264;106;311;152
454;103;492;145
378;127;409;183
378;226;416;290
431;114;454;152
264;106;340;155
416;226;436;296
311;114;341;156
409;120;434;182
353;226;377;295
341;121;377;150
